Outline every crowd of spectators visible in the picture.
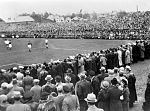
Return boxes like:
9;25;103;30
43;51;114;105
0;40;150;111
0;11;150;39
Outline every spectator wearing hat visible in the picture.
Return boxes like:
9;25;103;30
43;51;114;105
55;75;65;89
113;67;119;80
87;70;100;97
30;79;42;103
0;95;10;111
30;64;38;79
11;79;24;96
100;54;107;68
22;70;33;92
97;80;110;111
78;55;85;74
6;84;16;104
0;94;10;111
1;70;13;84
0;82;9;95
125;66;131;73
62;85;80;111
85;93;104;111
38;66;48;86
75;72;92;111
6;91;31;111
117;71;127;84
53;85;65;111
64;75;74;93
125;66;137;108
121;79;130;111
96;67;109;87
18;66;25;74
42;75;56;94
107;78;123;111
12;67;18;75
16;72;24;87
104;69;115;83
65;68;77;86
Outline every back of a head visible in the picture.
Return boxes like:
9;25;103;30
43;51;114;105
12;79;18;85
55;75;62;83
44;85;52;94
0;94;7;104
63;85;70;94
111;78;118;85
88;70;95;77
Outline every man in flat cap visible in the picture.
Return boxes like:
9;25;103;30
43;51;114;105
75;72;92;111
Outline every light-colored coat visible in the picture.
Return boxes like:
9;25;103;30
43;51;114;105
87;105;104;111
6;102;31;111
62;94;80;111
125;49;130;64
117;50;123;66
30;85;42;102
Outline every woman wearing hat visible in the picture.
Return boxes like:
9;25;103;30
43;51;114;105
97;80;110;111
42;75;57;95
0;94;10;111
121;79;130;111
64;75;74;93
85;93;104;111
0;82;9;95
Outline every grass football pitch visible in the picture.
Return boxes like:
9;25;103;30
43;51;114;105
0;38;131;68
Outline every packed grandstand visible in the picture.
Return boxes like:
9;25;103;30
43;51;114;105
0;11;150;39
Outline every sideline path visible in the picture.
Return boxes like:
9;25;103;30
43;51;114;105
129;59;150;111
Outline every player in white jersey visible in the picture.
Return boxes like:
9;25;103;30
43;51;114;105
28;41;32;52
8;43;12;50
4;39;10;49
45;39;48;48
16;35;19;39
8;41;12;50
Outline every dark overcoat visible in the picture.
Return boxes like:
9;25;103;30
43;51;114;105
108;85;123;111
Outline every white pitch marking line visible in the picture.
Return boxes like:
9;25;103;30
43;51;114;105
50;44;93;52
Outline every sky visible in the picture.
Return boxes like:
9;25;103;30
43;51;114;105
0;0;149;19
